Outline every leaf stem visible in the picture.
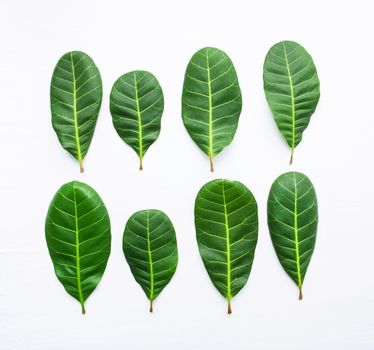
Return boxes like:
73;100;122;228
79;160;84;173
139;156;143;171
298;286;303;300
227;300;232;314
210;154;214;172
81;303;86;314
289;147;294;165
149;298;153;313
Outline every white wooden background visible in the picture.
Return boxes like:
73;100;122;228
1;0;373;348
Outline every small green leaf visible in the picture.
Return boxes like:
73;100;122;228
263;41;320;164
123;209;178;312
110;71;164;170
45;181;111;314
195;179;258;313
50;51;103;172
267;171;318;299
182;47;242;172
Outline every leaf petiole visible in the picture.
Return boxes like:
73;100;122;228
227;300;232;314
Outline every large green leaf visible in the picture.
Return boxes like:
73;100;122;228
110;71;164;170
182;47;242;172
123;209;178;312
45;181;111;314
267;172;318;299
263;41;320;164
50;51;103;172
195;179;258;313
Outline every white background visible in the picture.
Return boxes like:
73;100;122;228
1;0;373;349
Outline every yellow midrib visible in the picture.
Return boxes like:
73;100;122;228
206;50;213;163
70;53;83;166
221;181;231;302
293;175;302;287
73;182;85;313
282;43;295;156
134;72;143;164
146;211;154;300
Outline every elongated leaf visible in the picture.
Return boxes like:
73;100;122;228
110;71;164;170
263;41;320;164
50;51;103;172
45;181;111;314
123;209;178;312
182;47;242;172
195;179;258;313
267;172;318;299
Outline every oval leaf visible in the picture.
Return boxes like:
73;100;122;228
45;181;111;314
263;41;320;164
123;209;178;312
195;179;258;313
110;71;164;170
267;171;318;299
182;47;242;172
50;51;103;172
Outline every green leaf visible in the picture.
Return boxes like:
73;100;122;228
263;41;320;164
194;179;258;313
267;171;318;299
45;181;111;314
110;71;164;170
50;51;103;172
182;47;242;172
123;209;178;312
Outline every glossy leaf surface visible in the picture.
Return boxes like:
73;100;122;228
182;47;242;171
267;172;318;299
45;181;111;313
263;41;320;164
123;209;178;312
50;51;103;172
195;179;258;313
110;71;164;170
